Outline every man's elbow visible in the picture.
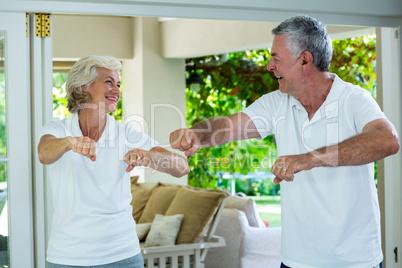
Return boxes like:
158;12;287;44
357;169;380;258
387;130;400;156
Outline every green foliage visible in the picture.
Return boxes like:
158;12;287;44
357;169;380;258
186;34;377;191
0;67;6;183
330;34;376;97
53;72;70;118
186;52;279;189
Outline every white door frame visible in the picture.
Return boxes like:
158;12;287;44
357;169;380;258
28;12;54;268
0;12;34;268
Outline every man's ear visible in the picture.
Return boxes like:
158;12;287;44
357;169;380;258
300;51;313;68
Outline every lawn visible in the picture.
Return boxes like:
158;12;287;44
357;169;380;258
249;195;281;228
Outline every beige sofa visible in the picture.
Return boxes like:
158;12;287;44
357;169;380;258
130;178;229;268
130;178;281;268
205;194;282;268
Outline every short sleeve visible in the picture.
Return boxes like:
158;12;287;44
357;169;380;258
241;92;281;139
38;117;66;142
347;88;386;133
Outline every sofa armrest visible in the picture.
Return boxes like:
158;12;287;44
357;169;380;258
242;226;282;267
205;208;282;268
205;208;248;268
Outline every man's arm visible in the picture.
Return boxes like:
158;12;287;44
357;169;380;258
169;112;261;156
272;118;400;183
123;146;190;178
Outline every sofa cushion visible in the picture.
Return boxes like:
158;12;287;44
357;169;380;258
225;195;265;228
136;223;152;241
130;180;155;222
165;187;228;244
138;183;181;223
145;214;184;247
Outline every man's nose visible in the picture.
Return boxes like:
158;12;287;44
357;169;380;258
267;61;275;72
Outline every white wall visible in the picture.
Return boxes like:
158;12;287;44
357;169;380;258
122;17;187;185
53;15;134;60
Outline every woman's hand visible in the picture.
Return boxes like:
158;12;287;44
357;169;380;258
68;136;97;162
123;147;190;177
123;149;151;172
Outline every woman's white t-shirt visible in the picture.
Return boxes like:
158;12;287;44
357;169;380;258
39;113;158;266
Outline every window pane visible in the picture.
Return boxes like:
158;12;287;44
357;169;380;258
0;32;5;158
0;162;8;267
0;32;8;268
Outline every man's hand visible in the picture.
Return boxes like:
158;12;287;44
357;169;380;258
271;154;313;184
123;149;151;172
169;128;202;156
68;136;97;162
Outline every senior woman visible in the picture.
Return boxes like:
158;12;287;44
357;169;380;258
38;55;189;268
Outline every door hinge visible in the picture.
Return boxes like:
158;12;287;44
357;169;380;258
395;247;398;263
35;13;51;38
395;29;399;39
26;14;28;37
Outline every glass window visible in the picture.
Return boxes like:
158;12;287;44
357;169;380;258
0;31;9;268
0;32;5;158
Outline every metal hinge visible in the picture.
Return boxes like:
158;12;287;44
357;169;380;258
26;14;28;37
35;13;51;38
396;29;399;39
395;247;398;263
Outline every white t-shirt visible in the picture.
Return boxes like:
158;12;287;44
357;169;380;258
39;113;158;266
242;74;385;268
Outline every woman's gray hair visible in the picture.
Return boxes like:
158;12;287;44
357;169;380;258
272;15;332;72
66;55;122;113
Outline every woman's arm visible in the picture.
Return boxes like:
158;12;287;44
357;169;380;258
123;146;190;178
37;134;97;165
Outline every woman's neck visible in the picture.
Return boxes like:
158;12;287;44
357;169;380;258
78;109;107;142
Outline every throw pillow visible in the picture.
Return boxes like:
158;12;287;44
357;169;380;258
130;184;155;222
138;183;182;223
225;195;265;228
144;214;184;247
136;223;152;241
165;187;229;244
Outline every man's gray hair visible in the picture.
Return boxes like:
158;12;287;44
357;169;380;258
66;55;122;113
272;15;332;72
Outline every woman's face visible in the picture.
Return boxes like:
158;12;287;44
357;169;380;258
85;68;121;113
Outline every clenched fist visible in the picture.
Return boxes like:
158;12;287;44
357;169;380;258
68;136;97;161
123;149;151;172
169;128;201;156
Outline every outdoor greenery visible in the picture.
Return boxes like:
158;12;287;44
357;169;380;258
185;34;377;192
0;66;6;183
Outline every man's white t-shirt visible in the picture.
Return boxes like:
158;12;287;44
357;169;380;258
242;74;385;268
39;113;158;266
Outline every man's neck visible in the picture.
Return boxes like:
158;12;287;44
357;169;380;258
298;72;334;119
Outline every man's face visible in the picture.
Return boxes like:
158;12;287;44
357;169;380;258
267;34;303;97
